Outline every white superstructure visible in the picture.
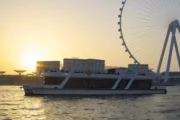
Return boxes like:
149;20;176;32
128;64;149;74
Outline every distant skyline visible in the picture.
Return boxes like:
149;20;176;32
0;0;180;74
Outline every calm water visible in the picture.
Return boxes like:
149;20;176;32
0;86;180;120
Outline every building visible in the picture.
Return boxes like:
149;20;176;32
128;64;149;74
63;58;85;72
36;61;60;76
63;58;105;73
0;71;6;75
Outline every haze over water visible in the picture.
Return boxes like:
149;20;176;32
0;86;180;120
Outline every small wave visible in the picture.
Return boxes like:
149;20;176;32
21;107;41;111
62;112;71;115
0;99;23;102
160;108;180;113
107;118;119;120
11;108;17;110
84;108;95;111
0;113;7;116
2;117;12;120
0;103;20;106
97;102;105;105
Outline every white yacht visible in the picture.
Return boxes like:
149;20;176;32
23;71;167;96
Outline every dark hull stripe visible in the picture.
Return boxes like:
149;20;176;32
44;77;152;90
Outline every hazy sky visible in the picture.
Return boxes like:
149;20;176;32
0;0;131;74
0;0;180;74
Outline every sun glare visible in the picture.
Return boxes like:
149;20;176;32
23;51;46;72
24;53;37;72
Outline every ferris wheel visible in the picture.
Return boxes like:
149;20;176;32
118;0;180;82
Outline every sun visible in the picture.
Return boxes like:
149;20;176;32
22;48;47;72
24;53;37;72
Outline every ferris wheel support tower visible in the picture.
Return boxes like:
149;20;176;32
157;20;180;82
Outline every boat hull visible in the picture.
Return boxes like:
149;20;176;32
23;86;167;96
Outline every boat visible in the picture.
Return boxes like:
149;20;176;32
23;71;167;96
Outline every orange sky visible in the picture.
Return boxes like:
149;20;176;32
0;0;131;74
0;0;180;74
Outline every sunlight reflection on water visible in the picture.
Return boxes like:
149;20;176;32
0;86;180;120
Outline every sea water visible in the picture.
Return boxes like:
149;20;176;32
0;86;180;120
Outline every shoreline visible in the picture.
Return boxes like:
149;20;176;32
0;75;43;85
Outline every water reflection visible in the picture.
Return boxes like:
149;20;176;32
0;86;180;120
20;97;45;120
0;86;45;120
